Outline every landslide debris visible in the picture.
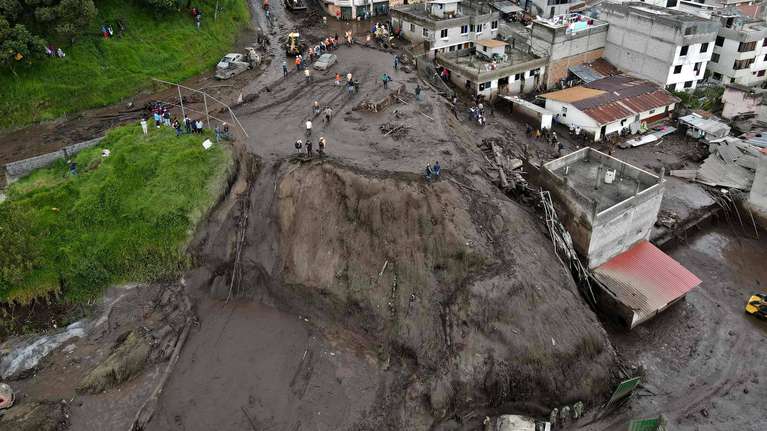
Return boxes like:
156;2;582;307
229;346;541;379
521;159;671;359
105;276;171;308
268;162;615;426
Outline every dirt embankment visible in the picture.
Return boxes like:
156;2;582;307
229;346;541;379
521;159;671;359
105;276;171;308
187;156;617;428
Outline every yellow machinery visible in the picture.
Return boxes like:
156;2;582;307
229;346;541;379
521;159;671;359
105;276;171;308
285;32;304;56
745;293;767;320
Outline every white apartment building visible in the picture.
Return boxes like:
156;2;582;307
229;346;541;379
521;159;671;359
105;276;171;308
528;0;582;18
391;0;500;56
323;0;390;20
707;12;767;87
599;2;719;91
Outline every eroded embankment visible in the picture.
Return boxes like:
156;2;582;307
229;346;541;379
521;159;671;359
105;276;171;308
184;155;617;427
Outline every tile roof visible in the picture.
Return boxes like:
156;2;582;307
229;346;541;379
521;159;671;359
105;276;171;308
593;240;701;328
476;39;508;48
541;75;679;125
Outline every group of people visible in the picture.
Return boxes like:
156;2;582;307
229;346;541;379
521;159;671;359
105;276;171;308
44;45;66;58
100;24;115;39
294;136;328;158
525;124;563;156
139;103;214;138
191;7;203;30
336;72;360;96
424;161;442;182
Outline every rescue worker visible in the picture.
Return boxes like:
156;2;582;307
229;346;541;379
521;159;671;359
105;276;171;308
318;136;327;156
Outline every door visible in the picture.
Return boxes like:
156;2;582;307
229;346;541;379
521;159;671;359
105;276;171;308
599;125;607;141
341;6;352;20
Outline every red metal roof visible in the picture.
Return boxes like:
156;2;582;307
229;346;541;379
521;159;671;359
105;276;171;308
593;240;701;328
582;101;634;125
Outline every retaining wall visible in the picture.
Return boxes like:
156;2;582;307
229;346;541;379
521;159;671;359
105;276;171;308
3;137;103;185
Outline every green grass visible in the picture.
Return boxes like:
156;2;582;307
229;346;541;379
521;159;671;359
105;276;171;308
0;0;250;129
0;125;232;304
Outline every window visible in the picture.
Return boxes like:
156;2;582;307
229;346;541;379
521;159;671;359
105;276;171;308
515;73;523;80
561;106;568;113
731;77;736;83
700;42;709;53
712;72;722;80
673;65;682;74
491;20;498;30
715;36;724;47
482;46;487;52
764;54;767;62
758;70;766;77
423;28;429;37
530;68;540;76
479;81;490;91
476;23;482;33
739;41;757;52
734;58;754;70
694;62;701;73
470;24;475;32
711;53;720;63
460;25;468;34
449;45;456;52
440;29;448;38
649;109;656;114
666;0;677;6
410;23;415;32
680;45;689;56
684;26;696;36
684;81;693;88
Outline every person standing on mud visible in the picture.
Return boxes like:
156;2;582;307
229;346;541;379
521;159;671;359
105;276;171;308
305;119;313;137
306;139;313;157
393;55;399;71
382;73;391;89
282;60;288;77
295;55;302;71
294;139;303;154
313;100;321;115
335;72;341;86
304;68;311;82
318;137;327;156
323;107;333;125
415;84;422;101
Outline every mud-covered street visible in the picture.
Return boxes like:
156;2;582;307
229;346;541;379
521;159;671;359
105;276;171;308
1;1;766;430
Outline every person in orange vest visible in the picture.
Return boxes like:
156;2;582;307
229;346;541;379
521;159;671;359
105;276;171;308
295;55;302;71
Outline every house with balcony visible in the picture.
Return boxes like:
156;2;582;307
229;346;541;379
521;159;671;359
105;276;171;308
435;39;547;97
599;2;719;91
706;11;767;87
391;0;500;57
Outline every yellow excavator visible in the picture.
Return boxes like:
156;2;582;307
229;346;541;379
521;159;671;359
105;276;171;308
745;293;767;320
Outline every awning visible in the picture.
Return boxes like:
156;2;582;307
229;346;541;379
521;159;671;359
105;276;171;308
569;64;606;83
593;240;701;328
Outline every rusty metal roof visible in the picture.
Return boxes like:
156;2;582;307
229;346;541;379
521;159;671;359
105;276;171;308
582;101;634;125
593;240;701;328
540;87;606;103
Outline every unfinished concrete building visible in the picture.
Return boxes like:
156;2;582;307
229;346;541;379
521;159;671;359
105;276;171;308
599;2;719;91
541;148;701;328
530;13;609;89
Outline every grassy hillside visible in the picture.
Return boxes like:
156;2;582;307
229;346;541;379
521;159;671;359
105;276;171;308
0;125;232;304
0;0;249;129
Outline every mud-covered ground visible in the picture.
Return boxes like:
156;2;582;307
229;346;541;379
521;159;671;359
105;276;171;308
2;1;766;430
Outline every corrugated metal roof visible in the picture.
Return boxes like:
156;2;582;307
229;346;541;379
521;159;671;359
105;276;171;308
540;87;606;103
679;114;731;136
593;240;701;328
582;101;634;124
569;64;606;83
620;90;678;114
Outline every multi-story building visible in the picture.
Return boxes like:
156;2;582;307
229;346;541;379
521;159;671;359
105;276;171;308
323;0;390;20
526;0;582;18
530;13;609;89
435;39;547;96
391;0;500;57
599;2;719;91
707;11;767;87
678;0;754;15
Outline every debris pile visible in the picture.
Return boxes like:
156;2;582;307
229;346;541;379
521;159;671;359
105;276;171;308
354;84;406;112
671;138;759;190
379;122;409;140
478;138;526;192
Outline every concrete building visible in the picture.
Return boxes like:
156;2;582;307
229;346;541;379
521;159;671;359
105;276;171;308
678;0;754;15
540;147;666;268
540;75;679;141
706;11;767;87
721;83;767;119
436;41;547;96
599;2;719;91
323;0;390;20
530;13;609;88
391;0;500;57
540;147;702;328
749;151;767;229
527;0;582;18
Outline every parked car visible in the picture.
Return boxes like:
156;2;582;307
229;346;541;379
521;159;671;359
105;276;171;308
313;53;337;71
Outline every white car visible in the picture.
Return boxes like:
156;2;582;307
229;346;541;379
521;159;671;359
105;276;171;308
217;53;244;69
313;53;337;71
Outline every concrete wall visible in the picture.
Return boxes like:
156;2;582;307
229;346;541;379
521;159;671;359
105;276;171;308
545;49;604;88
4;137;103;183
530;0;580;18
545;99;675;140
721;86;762;119
391;6;498;53
588;182;664;267
443;60;545;96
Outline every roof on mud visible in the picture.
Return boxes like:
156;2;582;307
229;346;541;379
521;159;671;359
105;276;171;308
593;240;701;328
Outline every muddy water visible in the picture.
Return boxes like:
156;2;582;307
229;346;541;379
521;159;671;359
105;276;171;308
589;225;767;431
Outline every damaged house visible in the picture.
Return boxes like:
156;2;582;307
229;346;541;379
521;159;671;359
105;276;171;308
541;148;701;328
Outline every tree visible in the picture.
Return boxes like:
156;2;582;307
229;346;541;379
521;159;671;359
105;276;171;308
0;15;46;75
54;0;96;41
138;0;179;11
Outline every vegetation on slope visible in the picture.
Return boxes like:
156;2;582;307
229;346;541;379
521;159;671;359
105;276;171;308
0;125;231;304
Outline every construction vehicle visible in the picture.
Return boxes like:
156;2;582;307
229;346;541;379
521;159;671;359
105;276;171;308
745;293;767;320
283;0;307;12
284;32;305;56
215;47;260;80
